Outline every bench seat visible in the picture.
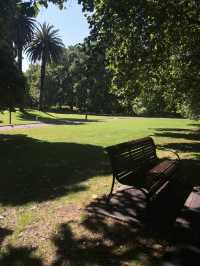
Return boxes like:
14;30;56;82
105;137;180;201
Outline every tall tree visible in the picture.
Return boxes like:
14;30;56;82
12;2;37;72
79;0;200;117
0;0;27;123
26;22;64;110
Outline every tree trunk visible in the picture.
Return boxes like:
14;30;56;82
18;46;26;112
71;103;73;111
9;107;12;125
39;54;46;111
18;46;23;73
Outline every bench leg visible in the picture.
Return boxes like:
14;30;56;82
107;175;115;203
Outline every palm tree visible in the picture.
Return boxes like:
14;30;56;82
13;4;37;72
26;23;64;110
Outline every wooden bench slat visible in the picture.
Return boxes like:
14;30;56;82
105;137;180;201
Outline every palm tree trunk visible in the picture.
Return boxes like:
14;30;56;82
9;107;12;125
18;47;25;112
39;54;46;111
18;47;23;73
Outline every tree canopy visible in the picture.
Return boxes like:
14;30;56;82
1;0;200;117
79;0;200;117
26;42;120;113
0;0;26;110
26;23;64;109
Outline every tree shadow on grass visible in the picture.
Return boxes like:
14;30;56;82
153;128;200;142
19;111;100;125
152;126;200;187
0;134;110;206
188;123;200;128
0;226;43;266
161;203;200;266
156;142;200;186
51;220;160;266
0;246;43;266
0;186;199;266
50;180;194;266
148;125;200;264
0;179;198;265
0;227;13;246
155;128;195;132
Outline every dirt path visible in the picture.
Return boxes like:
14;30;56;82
0;123;50;131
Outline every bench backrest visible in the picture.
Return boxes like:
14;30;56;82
105;137;157;185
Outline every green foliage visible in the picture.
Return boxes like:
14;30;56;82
26;42;120;114
12;3;37;71
0;0;65;111
81;0;200;117
4;0;200;117
25;64;40;106
26;22;64;110
0;0;27;110
0;48;26;109
26;23;64;64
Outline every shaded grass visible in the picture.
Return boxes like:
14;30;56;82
0;134;108;205
0;112;199;265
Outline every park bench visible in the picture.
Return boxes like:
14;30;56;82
105;137;180;201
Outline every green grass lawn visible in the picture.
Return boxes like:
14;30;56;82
0;109;90;125
0;110;199;265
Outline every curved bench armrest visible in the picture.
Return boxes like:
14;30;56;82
156;146;180;161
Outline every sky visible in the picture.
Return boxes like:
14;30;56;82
23;1;90;71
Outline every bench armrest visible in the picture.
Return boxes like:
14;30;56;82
156;146;180;161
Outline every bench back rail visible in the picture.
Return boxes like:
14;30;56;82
106;137;157;185
105;137;179;200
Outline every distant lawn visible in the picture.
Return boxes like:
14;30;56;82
0;111;199;265
0;109;92;126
